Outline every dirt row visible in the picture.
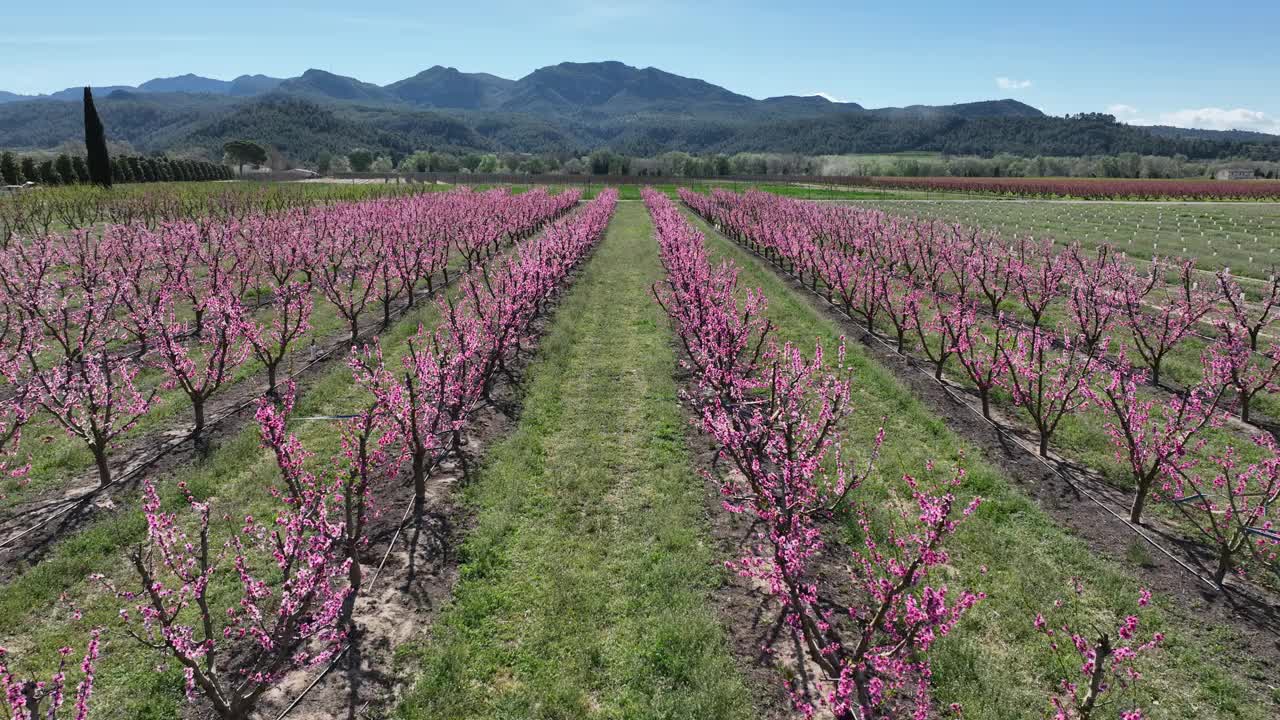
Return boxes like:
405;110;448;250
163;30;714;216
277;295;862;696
246;222;605;719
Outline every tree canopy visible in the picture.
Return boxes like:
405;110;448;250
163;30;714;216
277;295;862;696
223;139;268;174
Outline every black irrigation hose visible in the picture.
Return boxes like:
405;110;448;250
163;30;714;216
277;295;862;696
269;489;417;720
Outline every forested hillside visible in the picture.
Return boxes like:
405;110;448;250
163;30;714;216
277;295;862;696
2;61;1277;163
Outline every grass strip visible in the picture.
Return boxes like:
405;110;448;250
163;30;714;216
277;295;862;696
396;202;753;720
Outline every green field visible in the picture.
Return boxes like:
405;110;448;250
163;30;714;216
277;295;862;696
854;199;1280;282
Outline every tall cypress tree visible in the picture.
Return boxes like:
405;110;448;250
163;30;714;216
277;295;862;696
83;87;112;188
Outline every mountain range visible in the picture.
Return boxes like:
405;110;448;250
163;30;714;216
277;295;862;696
1;63;1036;120
1;61;1277;164
0;73;287;103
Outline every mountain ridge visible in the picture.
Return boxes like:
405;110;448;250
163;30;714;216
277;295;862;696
3;60;1275;142
0;61;1042;120
1;61;1277;164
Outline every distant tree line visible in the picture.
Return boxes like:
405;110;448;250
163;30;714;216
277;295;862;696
815;152;1280;180
315;145;1280;181
1;151;232;186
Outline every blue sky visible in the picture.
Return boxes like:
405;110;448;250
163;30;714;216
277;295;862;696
4;1;1279;131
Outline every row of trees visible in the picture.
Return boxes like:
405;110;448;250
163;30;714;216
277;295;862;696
818;152;1280;180
586;151;1280;180
0;86;227;189
0;186;583;491
1;151;232;186
309;145;1280;181
322;148;780;177
322;149;519;175
686;188;1280;587
0;189;614;720
647;188;1163;720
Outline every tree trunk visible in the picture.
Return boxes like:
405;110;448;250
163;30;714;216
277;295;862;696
92;444;112;488
980;389;991;419
1213;544;1233;587
266;362;278;397
412;452;426;513
1129;485;1148;525
341;556;363;627
1077;634;1112;720
1038;431;1050;457
192;397;208;453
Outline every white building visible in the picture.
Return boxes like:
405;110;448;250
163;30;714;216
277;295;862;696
1215;168;1255;180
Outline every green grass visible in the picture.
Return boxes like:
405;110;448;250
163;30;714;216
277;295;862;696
855;199;1280;283
681;207;1277;719
396;202;753;720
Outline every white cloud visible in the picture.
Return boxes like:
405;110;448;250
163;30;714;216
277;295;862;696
1156;107;1280;134
811;92;847;103
995;77;1032;91
1104;104;1279;134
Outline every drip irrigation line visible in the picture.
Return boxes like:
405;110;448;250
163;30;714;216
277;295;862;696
269;491;417;720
